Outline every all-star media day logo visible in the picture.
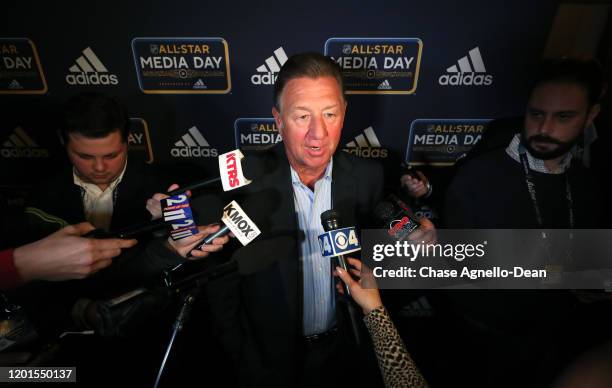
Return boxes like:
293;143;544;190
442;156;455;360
171;126;218;158
405;119;491;166
324;38;423;94
250;47;289;85
65;46;119;86
1;126;49;158
439;47;493;86
132;38;231;93
343;126;389;158
0;38;47;94
128;118;154;164
234;118;282;151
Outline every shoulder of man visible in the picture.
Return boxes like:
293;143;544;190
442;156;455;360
29;164;77;211
241;144;288;180
334;149;383;177
452;147;515;184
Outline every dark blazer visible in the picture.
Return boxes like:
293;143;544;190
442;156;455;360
200;144;384;387
29;157;170;233
16;158;171;336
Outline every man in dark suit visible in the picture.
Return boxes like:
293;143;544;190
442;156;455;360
17;93;230;387
202;53;385;387
144;53;387;387
29;92;169;236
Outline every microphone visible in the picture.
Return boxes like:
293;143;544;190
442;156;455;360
319;209;362;345
84;149;253;239
184;200;261;257
373;194;420;241
320;210;361;296
75;235;289;337
167;149;252;196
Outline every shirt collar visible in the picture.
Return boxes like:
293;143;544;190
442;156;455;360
73;157;128;194
290;158;333;186
505;133;572;174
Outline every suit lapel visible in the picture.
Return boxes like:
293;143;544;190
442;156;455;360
254;145;301;328
252;147;357;332
332;151;357;226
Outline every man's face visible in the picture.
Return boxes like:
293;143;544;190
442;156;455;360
66;130;128;190
523;82;599;160
272;76;346;177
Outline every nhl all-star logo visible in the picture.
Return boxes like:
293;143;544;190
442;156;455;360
65;47;119;86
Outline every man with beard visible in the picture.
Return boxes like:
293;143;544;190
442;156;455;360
439;58;606;388
445;58;603;228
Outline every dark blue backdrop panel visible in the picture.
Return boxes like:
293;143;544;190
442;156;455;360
0;0;556;192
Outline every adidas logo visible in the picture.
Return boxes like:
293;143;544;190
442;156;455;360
397;296;435;318
438;47;493;86
193;79;207;89
1;126;49;158
377;79;391;90
170;126;218;158
65;47;119;86
251;47;288;85
343;126;388;158
8;79;23;89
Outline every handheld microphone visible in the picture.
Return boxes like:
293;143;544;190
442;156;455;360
319;210;361;296
319;209;362;345
185;200;261;257
84;149;253;239
167;149;252;196
374;194;420;241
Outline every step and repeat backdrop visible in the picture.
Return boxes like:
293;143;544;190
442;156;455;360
0;0;557;204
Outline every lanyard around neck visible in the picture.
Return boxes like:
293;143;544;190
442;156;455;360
518;151;574;228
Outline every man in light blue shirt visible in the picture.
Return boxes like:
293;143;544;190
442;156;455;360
291;160;334;336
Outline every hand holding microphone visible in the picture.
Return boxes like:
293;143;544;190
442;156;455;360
374;194;437;245
318;209;363;344
167;224;230;259
333;258;383;315
408;216;437;245
144;150;257;258
146;183;192;220
146;149;252;220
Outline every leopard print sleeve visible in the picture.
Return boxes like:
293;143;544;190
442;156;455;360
363;306;428;388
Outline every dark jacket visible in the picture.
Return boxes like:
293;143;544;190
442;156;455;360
195;144;385;387
29;158;170;233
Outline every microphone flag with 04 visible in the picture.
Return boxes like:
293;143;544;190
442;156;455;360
318;226;361;258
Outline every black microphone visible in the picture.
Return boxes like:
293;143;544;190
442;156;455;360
321;209;352;296
183;200;260;258
73;236;293;336
184;224;230;259
83;149;254;239
320;209;362;345
373;194;420;241
166;177;221;196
